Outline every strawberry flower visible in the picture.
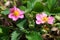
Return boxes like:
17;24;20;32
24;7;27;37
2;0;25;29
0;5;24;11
36;12;55;24
8;6;24;21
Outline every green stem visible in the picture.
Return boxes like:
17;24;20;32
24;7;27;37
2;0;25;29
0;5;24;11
13;0;16;6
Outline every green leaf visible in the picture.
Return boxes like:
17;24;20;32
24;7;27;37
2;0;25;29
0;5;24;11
55;15;60;20
0;27;3;33
33;2;44;12
19;6;26;11
16;19;26;30
16;19;29;33
47;0;56;10
26;31;43;40
0;26;9;40
51;7;60;13
25;0;41;13
0;25;9;36
1;9;9;15
54;23;60;29
11;30;20;40
0;36;9;40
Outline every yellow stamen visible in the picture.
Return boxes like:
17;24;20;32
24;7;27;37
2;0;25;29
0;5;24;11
42;17;48;22
14;11;19;16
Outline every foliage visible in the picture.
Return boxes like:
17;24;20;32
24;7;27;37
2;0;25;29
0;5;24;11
0;0;60;40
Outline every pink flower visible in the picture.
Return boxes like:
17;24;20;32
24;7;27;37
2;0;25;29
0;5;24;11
8;6;24;21
36;12;55;24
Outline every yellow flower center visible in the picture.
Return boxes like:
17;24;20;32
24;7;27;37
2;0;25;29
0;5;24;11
14;11;19;16
42;16;48;23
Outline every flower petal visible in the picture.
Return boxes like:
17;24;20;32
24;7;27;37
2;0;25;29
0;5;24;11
12;17;18;21
36;20;41;24
17;8;24;14
8;13;13;18
20;10;24;14
48;16;55;24
36;14;41;20
19;15;24;19
42;12;47;17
